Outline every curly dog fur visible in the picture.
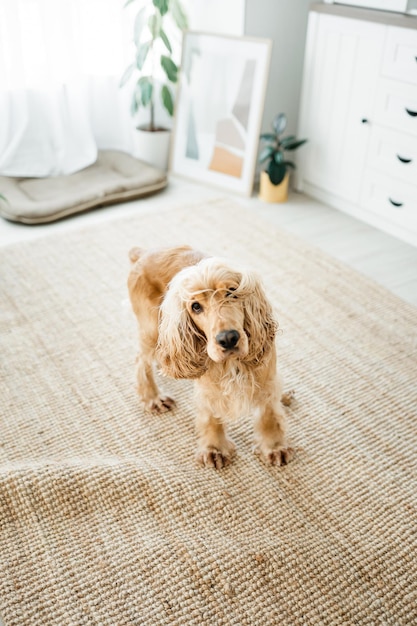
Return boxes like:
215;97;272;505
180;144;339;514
128;245;294;469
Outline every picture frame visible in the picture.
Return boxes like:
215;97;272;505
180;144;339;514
170;32;272;196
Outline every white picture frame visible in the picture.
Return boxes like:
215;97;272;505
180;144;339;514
170;32;272;196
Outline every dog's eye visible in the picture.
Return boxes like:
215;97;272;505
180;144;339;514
191;302;203;313
226;287;238;298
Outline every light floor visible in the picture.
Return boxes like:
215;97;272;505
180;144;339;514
1;176;416;307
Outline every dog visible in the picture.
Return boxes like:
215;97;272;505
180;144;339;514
127;245;294;469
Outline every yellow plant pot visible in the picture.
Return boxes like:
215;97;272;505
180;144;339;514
259;170;289;203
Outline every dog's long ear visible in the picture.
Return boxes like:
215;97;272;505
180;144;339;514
242;272;278;365
156;274;208;380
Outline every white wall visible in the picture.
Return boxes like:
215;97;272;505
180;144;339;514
184;0;245;36
244;0;311;138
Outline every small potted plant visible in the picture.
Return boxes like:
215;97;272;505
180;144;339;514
120;0;188;170
258;113;307;203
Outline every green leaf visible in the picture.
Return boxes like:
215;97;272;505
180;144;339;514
258;146;275;163
280;135;296;148
161;55;178;83
160;28;172;53
148;13;161;39
153;0;169;16
273;151;284;164
284;139;308;151
131;78;153;115
131;90;139;116
119;63;135;88
138;76;153;106
267;160;286;185
136;42;151;70
134;7;147;45
161;84;174;116
124;0;136;7
272;113;287;135
259;133;276;142
0;193;8;203
171;0;188;30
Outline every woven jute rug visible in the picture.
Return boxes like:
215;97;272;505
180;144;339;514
1;198;416;625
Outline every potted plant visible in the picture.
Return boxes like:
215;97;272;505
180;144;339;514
258;113;307;203
120;0;188;170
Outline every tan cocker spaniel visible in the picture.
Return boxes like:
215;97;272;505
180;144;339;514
128;245;294;469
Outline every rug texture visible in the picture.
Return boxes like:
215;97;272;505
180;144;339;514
1;198;416;625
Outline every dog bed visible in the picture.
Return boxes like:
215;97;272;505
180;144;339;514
0;150;168;224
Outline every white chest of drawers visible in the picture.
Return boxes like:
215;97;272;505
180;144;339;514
297;5;417;246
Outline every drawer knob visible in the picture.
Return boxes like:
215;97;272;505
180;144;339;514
405;108;417;118
397;155;412;164
361;118;369;124
388;198;403;208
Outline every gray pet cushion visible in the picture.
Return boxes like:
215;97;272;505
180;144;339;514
0;150;168;224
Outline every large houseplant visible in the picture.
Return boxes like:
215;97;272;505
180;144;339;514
258;113;307;202
120;0;188;169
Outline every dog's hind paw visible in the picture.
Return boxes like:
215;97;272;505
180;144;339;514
148;396;176;414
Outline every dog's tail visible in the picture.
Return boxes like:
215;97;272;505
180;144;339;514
128;246;143;264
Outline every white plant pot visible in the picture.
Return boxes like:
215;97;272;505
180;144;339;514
131;127;171;172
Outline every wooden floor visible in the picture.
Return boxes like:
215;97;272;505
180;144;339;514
1;176;417;308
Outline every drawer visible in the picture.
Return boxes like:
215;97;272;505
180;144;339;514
381;26;417;86
361;169;417;232
368;125;417;185
373;78;417;136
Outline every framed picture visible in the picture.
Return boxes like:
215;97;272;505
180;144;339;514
170;32;272;196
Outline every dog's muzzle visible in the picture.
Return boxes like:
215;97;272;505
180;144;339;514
215;329;240;351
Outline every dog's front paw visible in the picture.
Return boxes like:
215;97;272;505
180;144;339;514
255;445;295;467
196;441;236;469
148;396;176;414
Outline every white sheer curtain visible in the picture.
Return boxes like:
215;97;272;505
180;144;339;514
0;0;134;177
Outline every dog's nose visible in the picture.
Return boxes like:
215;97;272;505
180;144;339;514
216;329;240;350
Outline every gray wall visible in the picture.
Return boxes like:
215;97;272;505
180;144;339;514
245;0;311;137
